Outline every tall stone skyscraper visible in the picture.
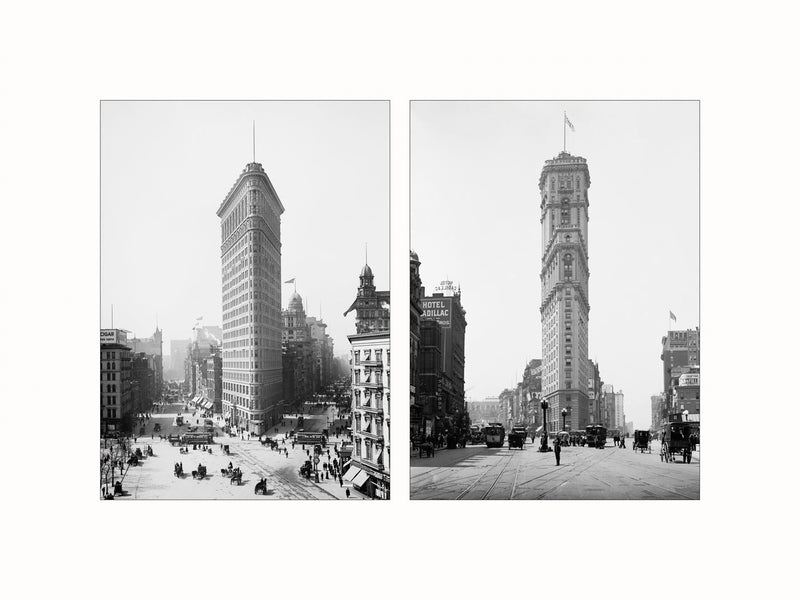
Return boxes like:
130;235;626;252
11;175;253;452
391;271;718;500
217;162;284;435
539;151;591;432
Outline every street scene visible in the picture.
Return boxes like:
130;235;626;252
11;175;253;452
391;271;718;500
101;101;390;499
411;435;699;500
410;101;699;500
101;398;363;500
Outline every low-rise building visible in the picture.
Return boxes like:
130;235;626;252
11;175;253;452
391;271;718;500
100;329;133;435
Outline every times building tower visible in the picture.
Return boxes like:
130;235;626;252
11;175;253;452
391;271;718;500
217;161;285;436
539;151;591;433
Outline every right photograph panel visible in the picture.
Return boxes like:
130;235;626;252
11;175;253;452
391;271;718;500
410;101;700;500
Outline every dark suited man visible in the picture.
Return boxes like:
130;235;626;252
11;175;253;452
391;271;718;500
554;438;562;466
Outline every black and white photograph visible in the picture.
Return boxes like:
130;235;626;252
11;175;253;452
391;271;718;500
7;2;796;597
410;100;699;500
100;100;390;500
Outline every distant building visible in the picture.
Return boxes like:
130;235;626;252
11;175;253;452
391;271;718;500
169;339;190;382
100;329;133;434
587;360;603;425
467;397;501;425
602;384;619;431
131;352;156;415
345;262;390;499
614;390;625;431
282;292;314;410
186;325;221;414
651;394;665;431
129;327;163;402
306;316;334;393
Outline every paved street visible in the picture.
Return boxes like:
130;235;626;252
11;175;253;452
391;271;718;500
410;441;699;500
101;402;364;500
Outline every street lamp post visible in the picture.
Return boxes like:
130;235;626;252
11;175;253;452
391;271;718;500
539;399;550;452
561;408;567;432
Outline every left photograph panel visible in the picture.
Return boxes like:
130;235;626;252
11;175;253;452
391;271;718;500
100;100;390;500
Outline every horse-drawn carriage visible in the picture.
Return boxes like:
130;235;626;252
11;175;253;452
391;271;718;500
633;430;651;453
174;462;184;477
660;421;699;463
191;465;207;479
508;426;528;449
299;460;313;479
254;478;268;495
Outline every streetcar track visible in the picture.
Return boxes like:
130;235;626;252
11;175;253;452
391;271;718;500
480;456;516;500
235;444;328;500
509;460;522;500
454;451;517;500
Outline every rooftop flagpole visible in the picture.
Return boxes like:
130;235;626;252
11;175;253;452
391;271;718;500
563;111;567;152
253;121;256;163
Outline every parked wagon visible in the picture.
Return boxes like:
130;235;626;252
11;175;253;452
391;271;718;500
660;421;699;463
508;426;527;449
633;430;651;453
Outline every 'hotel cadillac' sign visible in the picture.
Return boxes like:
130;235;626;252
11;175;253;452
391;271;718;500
422;298;452;328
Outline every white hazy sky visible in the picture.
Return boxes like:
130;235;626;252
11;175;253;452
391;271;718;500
101;101;389;358
411;101;699;430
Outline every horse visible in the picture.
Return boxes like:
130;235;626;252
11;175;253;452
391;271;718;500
230;472;242;485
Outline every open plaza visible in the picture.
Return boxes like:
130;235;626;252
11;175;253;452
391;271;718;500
100;401;364;500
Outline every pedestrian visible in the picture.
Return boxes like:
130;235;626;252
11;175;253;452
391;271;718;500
345;488;350;498
339;475;343;487
554;438;561;466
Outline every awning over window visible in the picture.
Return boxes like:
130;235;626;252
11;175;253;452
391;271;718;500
343;467;362;482
352;470;370;487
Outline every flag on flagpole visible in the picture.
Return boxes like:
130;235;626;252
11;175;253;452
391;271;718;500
669;310;676;321
565;113;575;132
284;278;296;284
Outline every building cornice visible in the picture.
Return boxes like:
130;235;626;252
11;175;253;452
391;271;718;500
217;163;285;218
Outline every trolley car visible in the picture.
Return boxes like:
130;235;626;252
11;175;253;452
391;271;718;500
469;425;485;445
484;423;506;448
585;424;607;449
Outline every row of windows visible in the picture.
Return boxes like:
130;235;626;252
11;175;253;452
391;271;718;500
353;349;388;364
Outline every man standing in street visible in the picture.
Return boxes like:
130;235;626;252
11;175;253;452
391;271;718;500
554;437;561;466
